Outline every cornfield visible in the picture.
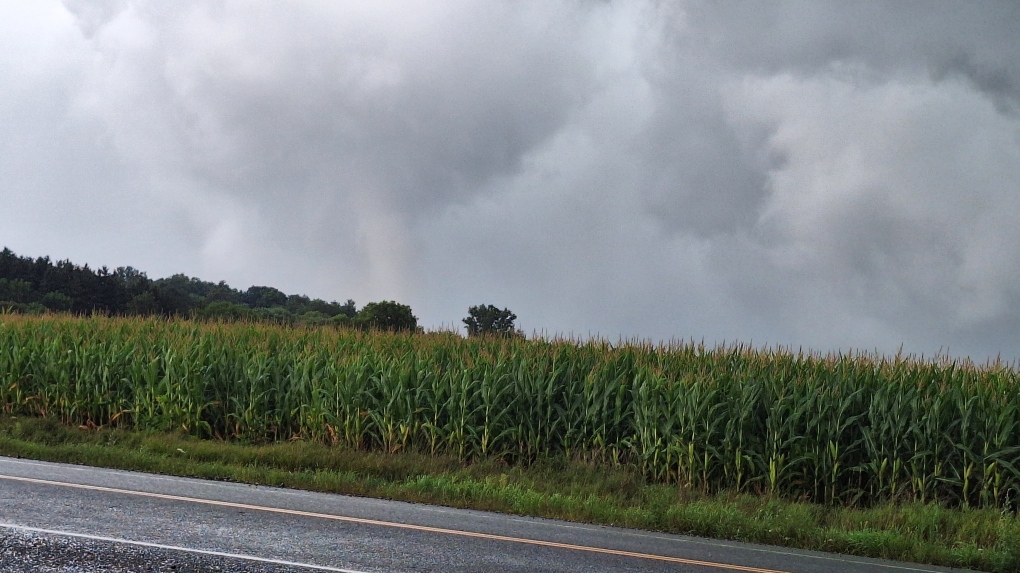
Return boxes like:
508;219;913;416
1;314;1018;510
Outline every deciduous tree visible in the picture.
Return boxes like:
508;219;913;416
463;304;519;337
356;300;418;332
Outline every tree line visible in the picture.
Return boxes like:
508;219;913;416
0;247;519;336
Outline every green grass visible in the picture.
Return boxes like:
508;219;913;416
2;415;1018;572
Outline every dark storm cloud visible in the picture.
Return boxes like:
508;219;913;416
3;1;1020;360
75;1;594;213
685;2;1020;92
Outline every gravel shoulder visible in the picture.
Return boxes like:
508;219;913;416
0;527;318;573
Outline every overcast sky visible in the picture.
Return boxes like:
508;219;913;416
3;1;1020;360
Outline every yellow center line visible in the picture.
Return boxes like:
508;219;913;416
0;473;794;573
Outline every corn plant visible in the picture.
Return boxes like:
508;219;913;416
1;314;1018;511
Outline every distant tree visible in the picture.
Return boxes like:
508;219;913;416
40;291;73;311
126;291;159;315
153;274;203;315
0;279;33;303
356;301;418;332
115;266;148;286
338;299;357;318
330;314;353;329
0;246;365;327
194;301;252;321
252;306;294;324
0;248;16;277
10;302;47;315
114;266;151;311
242;286;288;309
204;281;240;305
297;310;330;326
304;298;340;317
285;294;312;315
463;304;518;337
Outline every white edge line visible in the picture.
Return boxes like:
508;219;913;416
0;522;370;573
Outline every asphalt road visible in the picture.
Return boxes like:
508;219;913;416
0;456;976;573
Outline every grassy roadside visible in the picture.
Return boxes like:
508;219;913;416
1;415;1017;573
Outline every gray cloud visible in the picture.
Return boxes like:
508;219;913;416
3;0;1020;360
